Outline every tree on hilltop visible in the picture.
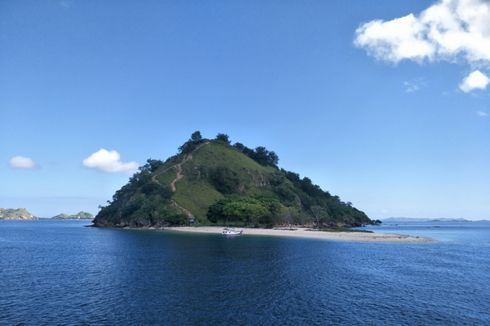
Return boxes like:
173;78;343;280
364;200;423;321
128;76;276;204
191;131;202;142
215;133;230;144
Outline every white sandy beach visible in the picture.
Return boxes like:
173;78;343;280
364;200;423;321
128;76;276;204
165;226;432;243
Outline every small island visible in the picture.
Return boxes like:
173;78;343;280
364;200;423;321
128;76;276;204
94;132;373;229
87;132;432;243
0;208;36;220
52;211;94;220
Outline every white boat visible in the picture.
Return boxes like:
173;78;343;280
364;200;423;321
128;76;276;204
222;228;243;236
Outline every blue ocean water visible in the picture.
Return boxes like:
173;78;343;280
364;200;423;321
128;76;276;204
1;219;489;325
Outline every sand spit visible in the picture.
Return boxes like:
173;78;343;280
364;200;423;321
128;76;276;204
164;226;432;243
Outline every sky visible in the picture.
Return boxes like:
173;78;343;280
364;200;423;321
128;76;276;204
1;0;489;220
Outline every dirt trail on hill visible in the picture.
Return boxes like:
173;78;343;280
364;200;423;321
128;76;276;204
151;142;209;219
151;142;207;189
170;153;191;192
171;201;194;219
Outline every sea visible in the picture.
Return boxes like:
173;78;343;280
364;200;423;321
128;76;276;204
1;219;489;325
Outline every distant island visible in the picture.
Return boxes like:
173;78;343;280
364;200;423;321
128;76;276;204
94;132;377;229
52;211;94;220
383;217;469;223
0;208;35;220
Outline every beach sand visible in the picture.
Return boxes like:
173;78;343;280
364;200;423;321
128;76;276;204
165;226;432;243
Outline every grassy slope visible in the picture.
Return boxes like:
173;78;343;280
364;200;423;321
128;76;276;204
173;179;222;222
157;142;280;222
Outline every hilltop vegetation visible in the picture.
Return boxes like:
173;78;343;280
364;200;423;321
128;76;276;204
94;132;372;228
0;208;35;220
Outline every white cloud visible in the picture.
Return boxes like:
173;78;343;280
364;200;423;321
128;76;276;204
459;70;490;92
354;0;490;91
477;110;488;117
403;78;427;93
355;14;435;63
404;81;420;93
9;156;36;169
83;149;138;173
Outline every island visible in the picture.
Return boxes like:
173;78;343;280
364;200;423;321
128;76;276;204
0;208;35;220
94;132;372;227
52;211;94;220
93;132;427;243
383;217;469;223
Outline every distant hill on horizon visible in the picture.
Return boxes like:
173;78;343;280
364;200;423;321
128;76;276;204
0;208;35;220
383;217;471;222
94;132;374;228
52;211;94;220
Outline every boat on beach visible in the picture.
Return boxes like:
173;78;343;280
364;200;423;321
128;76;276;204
222;228;243;236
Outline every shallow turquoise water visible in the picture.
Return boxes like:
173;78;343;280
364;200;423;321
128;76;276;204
1;220;489;325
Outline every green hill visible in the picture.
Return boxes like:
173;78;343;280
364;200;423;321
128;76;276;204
94;132;373;228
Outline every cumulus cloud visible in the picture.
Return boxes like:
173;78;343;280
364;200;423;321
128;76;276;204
459;70;490;92
477;110;488;117
355;14;435;63
9;156;36;169
354;0;490;91
83;149;138;173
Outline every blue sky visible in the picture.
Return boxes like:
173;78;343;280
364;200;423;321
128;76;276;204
1;0;489;219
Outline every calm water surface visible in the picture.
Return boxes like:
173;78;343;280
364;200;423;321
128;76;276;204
1;220;489;325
